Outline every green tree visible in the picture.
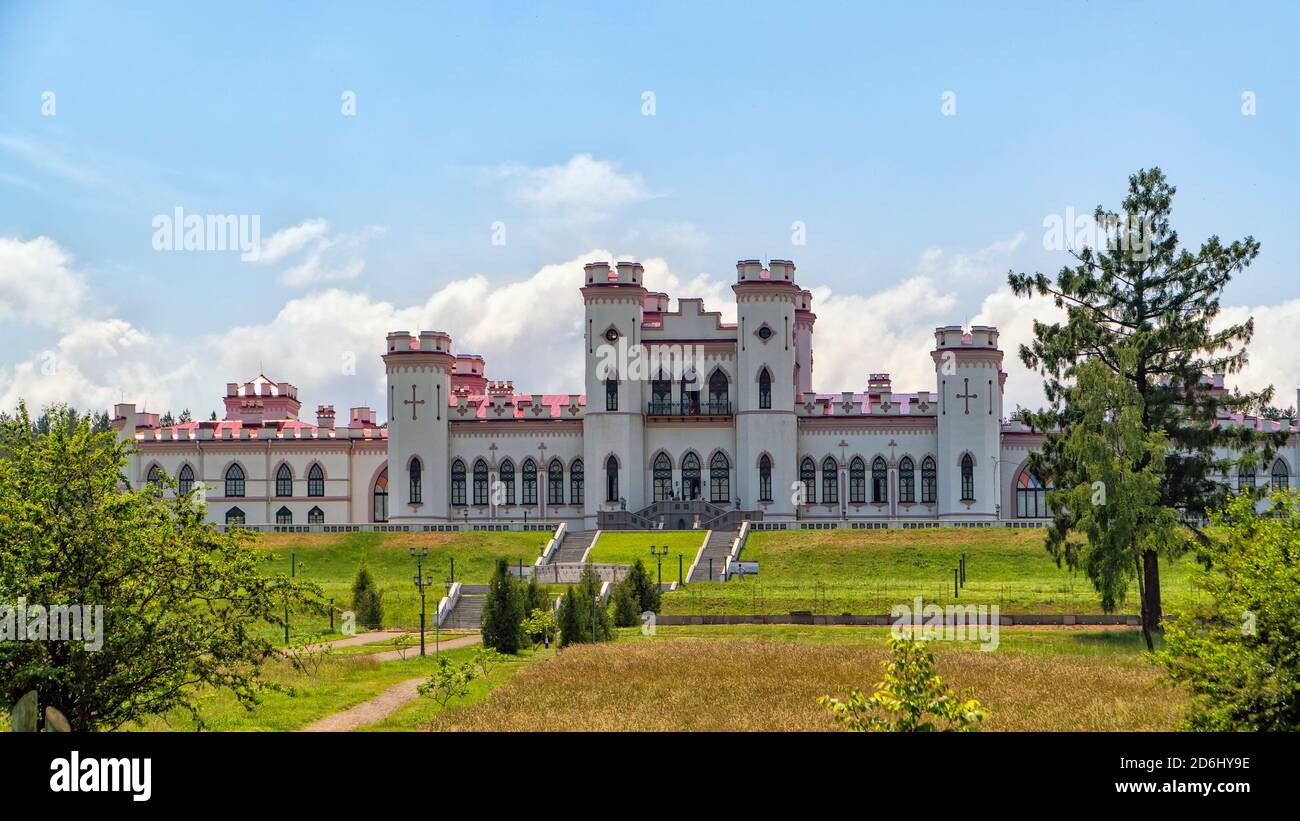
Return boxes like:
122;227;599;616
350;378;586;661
0;402;319;730
611;579;640;627
481;559;525;654
417;656;478;710
351;565;383;630
1157;490;1300;730
622;559;661;614
1009;168;1283;635
1047;353;1182;650
819;637;986;732
557;565;613;646
522;607;556;649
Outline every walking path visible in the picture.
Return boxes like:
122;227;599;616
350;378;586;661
298;633;483;732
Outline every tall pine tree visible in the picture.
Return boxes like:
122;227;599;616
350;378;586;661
1010;168;1284;634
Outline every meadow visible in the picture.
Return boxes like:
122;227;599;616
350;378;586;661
584;530;706;584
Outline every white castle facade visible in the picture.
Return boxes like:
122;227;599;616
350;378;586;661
114;258;1299;531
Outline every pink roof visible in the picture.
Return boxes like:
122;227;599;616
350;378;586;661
451;393;586;419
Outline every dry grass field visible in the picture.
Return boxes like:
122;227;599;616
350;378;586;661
428;635;1185;732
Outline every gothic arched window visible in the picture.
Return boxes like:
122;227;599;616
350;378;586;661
411;457;425;505
681;452;701;500
871;457;888;503
178;463;195;496
708;370;729;414
307;464;325;497
547;459;564;505
849;457;866;503
308;505;324;525
473;459;489;505
1016;469;1050;518
709;451;731;503
960;454;975;501
899;456;915;504
500;459;516;504
276;506;292;526
921;456;937;503
651;371;671;414
147;465;165;495
225;507;245;526
373;470;388;522
758;368;772;410
605;378;618;411
275;464;293;497
822;456;839;504
225;463;245;498
521;459;538;505
653;453;672;502
758;454;772;501
800;457;816;504
1238;464;1256;492
605;455;619;502
447;458;462;506
1272;459;1290;490
570;459;584;504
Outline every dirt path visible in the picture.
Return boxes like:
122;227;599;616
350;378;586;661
298;633;483;732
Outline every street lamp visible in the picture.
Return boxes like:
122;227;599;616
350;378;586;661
410;547;432;656
650;544;669;587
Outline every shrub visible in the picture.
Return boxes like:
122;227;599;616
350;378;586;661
611;580;640;627
623;559;662;614
351;565;384;630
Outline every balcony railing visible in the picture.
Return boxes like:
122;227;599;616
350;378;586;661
647;399;732;417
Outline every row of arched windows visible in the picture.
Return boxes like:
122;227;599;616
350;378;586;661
799;455;944;505
1235;460;1290;492
650;451;731;502
150;462;328;499
441;458;585;507
224;506;325;526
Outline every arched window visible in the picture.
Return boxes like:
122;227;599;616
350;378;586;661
758;454;772;501
605;455;619;502
570;459;584;504
800;457;816;504
822;456;839;504
758;368;772;410
1272;459;1290;490
473;459;489;505
447;459;462;505
225;463;245;497
500;459;516;504
411;457;425;505
606;378;618;411
308;506;324;525
849;457;866;503
307;464;324;497
898;457;915;503
147;465;165;493
1016;469;1050;518
651;371;672;414
178;464;195;496
547;459;564;505
521;459;538;505
960;454;975;501
921;456;937;503
681;452;701;500
275;464;293;497
653;452;672;502
225;506;245;526
1238;464;1256;492
276;506;292;526
709;451;731;503
373;470;388;522
708;370;729;414
871;457;888;503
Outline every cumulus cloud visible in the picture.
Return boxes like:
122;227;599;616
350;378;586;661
492;154;656;225
0;235;89;329
919;232;1025;283
255;219;383;286
1216;299;1300;410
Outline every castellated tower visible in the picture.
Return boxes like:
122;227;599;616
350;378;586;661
932;325;1004;520
383;330;453;522
734;259;801;520
581;261;648;521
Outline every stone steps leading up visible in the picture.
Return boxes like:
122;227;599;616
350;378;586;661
689;529;738;582
552;529;596;563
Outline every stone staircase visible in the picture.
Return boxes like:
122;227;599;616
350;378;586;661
689;529;738;582
552;529;597;563
440;583;487;630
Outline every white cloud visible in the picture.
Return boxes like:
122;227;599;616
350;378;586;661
255;219;383;287
0;235;89;329
493;154;655;224
1216;299;1300;410
257;218;330;263
919;232;1025;283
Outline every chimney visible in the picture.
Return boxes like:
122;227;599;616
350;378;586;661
316;405;336;430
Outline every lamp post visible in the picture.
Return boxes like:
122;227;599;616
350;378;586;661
410;547;432;656
650;544;669;587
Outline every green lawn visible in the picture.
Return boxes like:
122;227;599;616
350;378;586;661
661;527;1205;616
253;530;552;633
585;530;707;585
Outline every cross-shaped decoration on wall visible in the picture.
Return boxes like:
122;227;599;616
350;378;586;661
488;442;498;468
404;384;425;420
956;378;978;415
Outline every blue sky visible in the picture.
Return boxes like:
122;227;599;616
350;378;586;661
2;1;1298;418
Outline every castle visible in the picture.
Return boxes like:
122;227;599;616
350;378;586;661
113;258;1298;530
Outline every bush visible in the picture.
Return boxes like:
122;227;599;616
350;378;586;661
481;559;525;654
623;559;661;614
611;580;640;627
351;565;384;630
557;565;613;646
